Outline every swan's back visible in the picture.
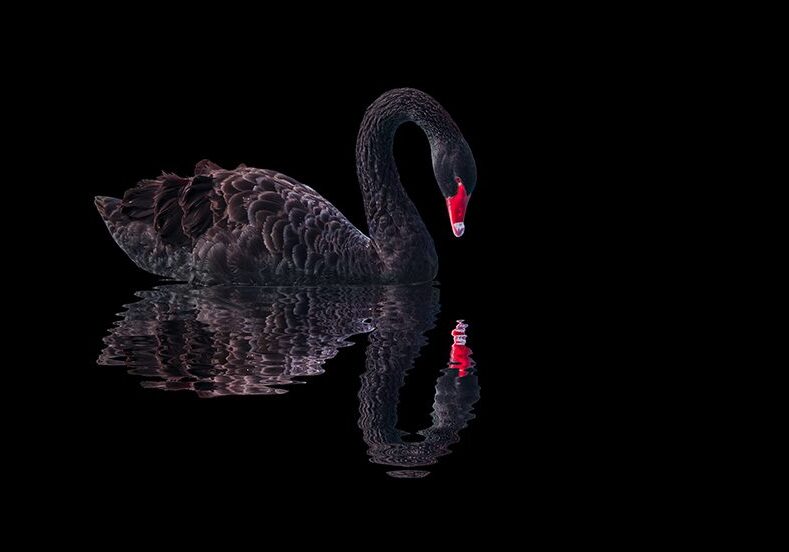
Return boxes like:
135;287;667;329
96;160;379;285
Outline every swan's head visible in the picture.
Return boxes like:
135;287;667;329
434;139;477;238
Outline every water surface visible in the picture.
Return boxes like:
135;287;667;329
98;283;479;477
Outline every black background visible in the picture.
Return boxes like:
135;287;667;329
50;55;537;495
39;34;644;507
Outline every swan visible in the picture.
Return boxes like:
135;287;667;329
95;88;477;285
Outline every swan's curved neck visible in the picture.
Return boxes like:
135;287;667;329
355;89;459;282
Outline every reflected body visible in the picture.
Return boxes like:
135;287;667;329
98;283;479;476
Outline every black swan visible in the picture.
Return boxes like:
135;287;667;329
95;88;477;285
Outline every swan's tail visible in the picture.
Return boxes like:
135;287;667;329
94;195;123;231
94;194;152;270
95;195;121;219
94;193;194;281
95;195;134;258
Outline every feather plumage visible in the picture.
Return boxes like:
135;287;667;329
96;88;475;285
97;160;378;285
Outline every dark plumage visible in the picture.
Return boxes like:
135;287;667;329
96;88;477;285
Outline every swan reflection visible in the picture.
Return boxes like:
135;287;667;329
98;283;479;476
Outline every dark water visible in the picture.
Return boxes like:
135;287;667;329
96;283;479;479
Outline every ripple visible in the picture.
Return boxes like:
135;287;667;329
98;285;378;397
386;470;431;479
98;283;480;475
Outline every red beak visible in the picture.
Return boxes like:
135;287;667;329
446;179;470;237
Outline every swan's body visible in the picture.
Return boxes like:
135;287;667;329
96;88;476;285
96;163;381;285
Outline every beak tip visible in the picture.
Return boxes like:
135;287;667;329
452;222;465;237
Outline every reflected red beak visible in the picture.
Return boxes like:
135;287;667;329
449;320;473;378
446;180;470;237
